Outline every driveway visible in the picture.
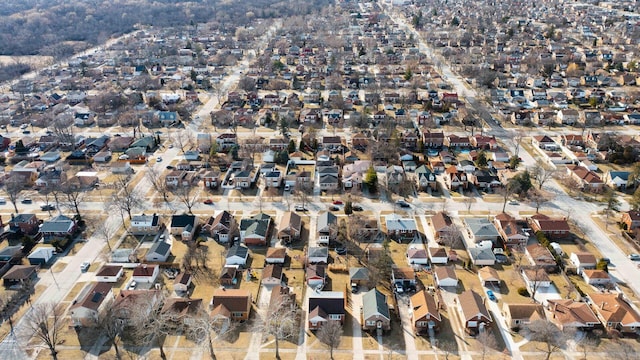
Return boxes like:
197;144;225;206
395;293;419;360
532;283;562;305
350;289;365;360
483;288;524;360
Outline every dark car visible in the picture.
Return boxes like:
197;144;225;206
329;205;339;211
40;204;55;211
396;200;411;208
352;205;363;211
335;247;347;255
21;198;32;204
166;165;175;170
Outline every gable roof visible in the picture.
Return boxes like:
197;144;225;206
212;288;251;313
478;266;500;282
317;212;337;232
240;213;271;237
161;298;203;317
148;241;171;257
266;247;287;259
40;215;75;233
504;303;546;321
70;282;112;311
589;293;640;326
2;265;38;280
411;290;441;322
362;288;390;321
226;244;249;259
349;267;370;281
548;299;599;326
434;265;458;281
465;218;499;237
432;212;452;231
171;214;196;228
458;290;492;322
308;291;345;315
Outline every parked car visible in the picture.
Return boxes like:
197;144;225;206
396;200;411;208
629;254;640;261
166;165;175;170
21;198;32;204
156;157;162;162
128;280;137;290
40;204;55;211
394;283;404;294
80;261;90;272
332;200;343;205
486;290;497;301
351;283;359;293
352;205;363;211
294;205;307;211
204;199;214;205
329;205;339;211
335;247;347;255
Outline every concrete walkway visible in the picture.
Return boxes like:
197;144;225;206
351;291;365;360
396;293;419;360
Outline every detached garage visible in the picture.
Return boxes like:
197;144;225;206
27;246;55;266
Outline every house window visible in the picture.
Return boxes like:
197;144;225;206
311;322;317;327
608;322;612;327
329;314;342;321
417;321;428;327
515;320;520;324
232;312;244;318
366;321;376;326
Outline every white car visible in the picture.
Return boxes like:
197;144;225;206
118;154;129;160
156;157;162;162
80;261;90;272
629;254;640;261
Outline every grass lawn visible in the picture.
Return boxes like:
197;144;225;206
496;266;529;304
63;281;87;302
50;261;67;273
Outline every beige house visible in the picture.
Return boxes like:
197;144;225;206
502;303;546;330
69;282;114;327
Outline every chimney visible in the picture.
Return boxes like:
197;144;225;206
601;302;606;309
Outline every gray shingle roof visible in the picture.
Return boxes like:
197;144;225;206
362;288;390;321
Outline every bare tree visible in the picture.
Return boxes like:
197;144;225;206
294;181;313;209
98;305;125;360
316;320;343;360
438;339;458;360
463;195;474;212
5;176;23;213
24;303;65;360
524;319;568;360
187;310;233;360
260;294;300;360
608;340;636;360
92;219;118;252
145;164;171;206
438;225;464;249
576;333;598;360
530;161;556;190
171;129;194;154
39;185;56;216
109;175;144;220
508;129;524;157
173;184;199;214
476;330;497;360
239;137;265;168
525;266;548;300
526;188;555;213
60;182;84;219
133;294;172;360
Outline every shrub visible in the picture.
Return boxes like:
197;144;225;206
517;287;530;297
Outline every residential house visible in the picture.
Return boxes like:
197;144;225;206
444;166;468;190
557;109;580;125
69;282;114;327
582;269;612;286
261;264;284;287
521;268;551;294
493;213;528;248
570;252;598;274
589;293;640;335
415;165;437;191
161;298;203;326
502;303;546;330
386;215;418;242
132;264;159;284
211;288;252;321
226;244;249;267
431;212;453;240
317;212;337;245
361;288;391;332
130;214;161;235
465;218;500;244
410;290;441;334
422;130;444;148
8;214;39;236
306;264;327;288
95;265;124;283
528;214;570;239
265;247;287;264
307;291;345;330
621;211;640;231
112;289;162;326
428;247;448;265
532;135;559;151
278;212;302;244
203;211;236;243
203;171;220;189
434;266;458;287
458;290;493;334
605;171;630;190
566;165;604;192
39;215;76;242
526;244;557;271
240;213;271;246
547;299;600;331
170;215;198;241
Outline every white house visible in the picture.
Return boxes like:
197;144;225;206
225;244;249;267
407;246;429;266
521;269;551;292
434;266;458;287
145;239;172;262
582;269;612;286
132;264;160;283
428;247;448;265
308;247;329;264
570;252;597;274
69;282;114;327
174;272;192;293
130;214;161;235
95;265;124;283
550;242;564;256
468;246;496;266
